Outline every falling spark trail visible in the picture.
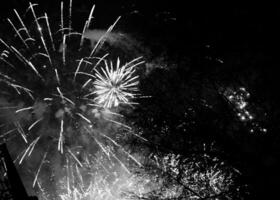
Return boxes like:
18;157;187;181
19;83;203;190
95;141;109;158
104;117;132;130
27;136;41;157
82;79;92;88
33;152;48;187
86;4;95;29
69;0;72;31
86;103;104;108
103;109;124;117
19;147;31;165
0;57;15;69
76;113;91;124
58;119;64;154
67;148;83;167
75;71;96;79
44;13;55;51
108;148;131;174
129;131;148;142
15;106;33;113
0;129;17;138
75;164;84;186
30;52;49;61
0;39;13;53
19;136;40;164
79;20;88;48
40;36;52;65
61;2;64;37
13;149;25;164
83;91;95;98
55;68;61;85
28;3;43;38
28;118;43;131
10;46;43;79
76;58;92;65
62;34;66;65
125;56;144;68
89;16;121;57
14;122;28;143
73;58;84;82
66;158;71;194
43;98;53;102
7;18;29;48
56;87;66;103
13;9;32;39
10;84;33;98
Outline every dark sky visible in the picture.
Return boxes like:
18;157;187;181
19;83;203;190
1;0;278;50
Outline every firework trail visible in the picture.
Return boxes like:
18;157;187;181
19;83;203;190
0;1;146;198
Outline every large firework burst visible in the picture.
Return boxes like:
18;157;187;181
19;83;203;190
0;0;144;195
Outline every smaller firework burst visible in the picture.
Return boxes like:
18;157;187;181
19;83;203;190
93;57;144;108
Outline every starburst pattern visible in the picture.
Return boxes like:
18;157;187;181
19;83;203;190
93;57;144;108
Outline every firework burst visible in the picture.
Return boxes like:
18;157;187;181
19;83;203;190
0;0;145;194
93;57;144;108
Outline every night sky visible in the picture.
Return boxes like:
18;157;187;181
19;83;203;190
0;1;279;200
